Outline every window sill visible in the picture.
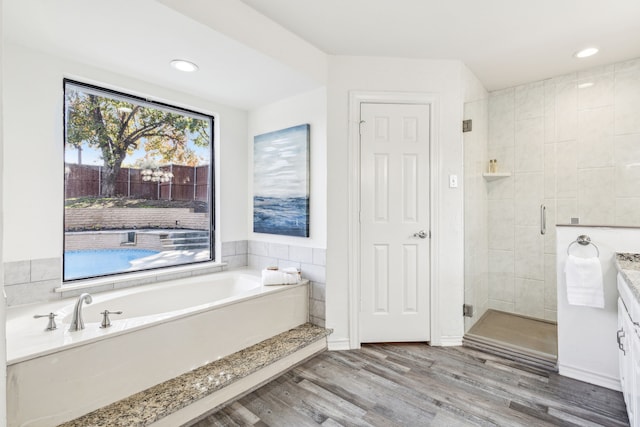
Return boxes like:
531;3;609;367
55;261;227;293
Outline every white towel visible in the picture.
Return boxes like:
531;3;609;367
564;255;604;308
261;268;300;286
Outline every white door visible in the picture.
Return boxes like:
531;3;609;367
359;102;431;343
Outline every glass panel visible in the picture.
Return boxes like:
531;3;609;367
63;80;214;282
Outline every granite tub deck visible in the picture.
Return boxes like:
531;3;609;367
59;323;331;427
616;253;640;304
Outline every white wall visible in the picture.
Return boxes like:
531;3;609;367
556;225;640;390
326;56;466;347
248;87;327;249
2;42;249;263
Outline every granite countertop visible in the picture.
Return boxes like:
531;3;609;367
59;323;331;427
615;253;640;304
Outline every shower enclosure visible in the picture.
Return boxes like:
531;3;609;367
464;58;640;366
463;81;558;366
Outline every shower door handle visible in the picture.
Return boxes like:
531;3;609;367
540;204;546;235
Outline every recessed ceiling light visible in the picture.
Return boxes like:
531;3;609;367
170;59;199;72
574;47;599;59
578;82;594;89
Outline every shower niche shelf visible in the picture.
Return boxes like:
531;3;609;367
482;172;511;181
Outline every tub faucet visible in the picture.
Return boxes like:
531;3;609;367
69;293;93;331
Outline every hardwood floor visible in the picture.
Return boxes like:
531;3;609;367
189;343;629;427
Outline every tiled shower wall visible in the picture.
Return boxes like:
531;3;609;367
487;57;640;321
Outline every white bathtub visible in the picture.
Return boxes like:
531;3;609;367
7;270;309;427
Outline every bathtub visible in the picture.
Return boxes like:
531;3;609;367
7;270;309;427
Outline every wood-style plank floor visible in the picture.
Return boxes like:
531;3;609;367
188;343;629;427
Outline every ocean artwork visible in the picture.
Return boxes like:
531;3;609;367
253;124;310;237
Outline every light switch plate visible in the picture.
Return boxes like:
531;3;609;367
449;174;458;188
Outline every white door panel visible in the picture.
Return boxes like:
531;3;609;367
360;102;431;343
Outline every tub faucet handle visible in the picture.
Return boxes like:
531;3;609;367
34;312;58;331
100;310;123;328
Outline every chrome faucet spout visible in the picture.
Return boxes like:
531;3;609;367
69;293;92;331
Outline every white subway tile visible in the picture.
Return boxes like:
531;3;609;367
221;241;236;257
488;200;514;250
248;241;269;256
544;254;557;311
577;73;614;110
515;117;544;172
30;258;61;282
614;133;640;198
301;263;326;284
514;172;544;227
514;226;544;280
578;168;615;224
6;280;61;306
268;243;289;260
577;106;614;168
555;140;578;199
247;254;278;270
289;246;313;264
489;88;515;149
4;261;31;285
515;81;544;120
515;278;545;319
312;248;326;266
235;240;248;255
614;68;640;135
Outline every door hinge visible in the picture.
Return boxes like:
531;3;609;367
463;304;474;318
462;119;472;132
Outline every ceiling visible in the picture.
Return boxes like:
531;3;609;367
2;0;320;110
4;0;640;110
240;0;640;91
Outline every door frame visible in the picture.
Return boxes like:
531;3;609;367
348;91;441;349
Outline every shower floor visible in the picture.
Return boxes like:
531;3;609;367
465;309;557;369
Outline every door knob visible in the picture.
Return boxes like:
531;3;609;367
413;230;428;239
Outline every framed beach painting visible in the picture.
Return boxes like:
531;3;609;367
253;124;310;237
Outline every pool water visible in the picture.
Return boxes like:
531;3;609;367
64;249;160;280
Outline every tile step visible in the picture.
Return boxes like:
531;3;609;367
463;333;558;372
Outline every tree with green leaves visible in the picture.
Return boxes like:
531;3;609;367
65;86;210;197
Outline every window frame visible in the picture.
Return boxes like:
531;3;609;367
62;78;216;283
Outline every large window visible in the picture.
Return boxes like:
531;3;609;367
63;80;214;281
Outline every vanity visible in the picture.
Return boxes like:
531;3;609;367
616;253;640;427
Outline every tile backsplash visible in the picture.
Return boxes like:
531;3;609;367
2;240;326;328
247;241;326;327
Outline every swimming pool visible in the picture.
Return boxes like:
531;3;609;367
64;249;160;280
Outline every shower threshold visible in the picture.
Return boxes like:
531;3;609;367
464;309;558;372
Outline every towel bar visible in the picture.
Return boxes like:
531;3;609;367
567;234;600;257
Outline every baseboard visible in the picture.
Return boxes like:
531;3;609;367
437;336;463;347
328;337;351;351
559;364;621;392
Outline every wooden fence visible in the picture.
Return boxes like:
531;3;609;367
64;163;210;201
